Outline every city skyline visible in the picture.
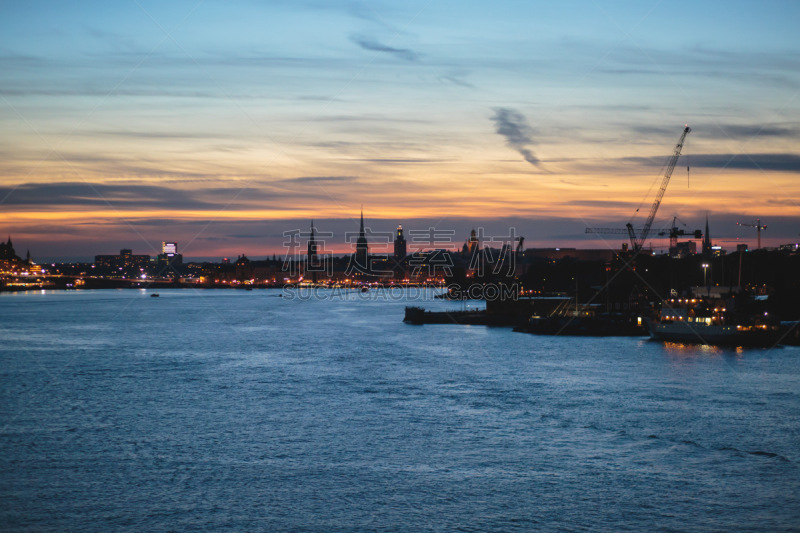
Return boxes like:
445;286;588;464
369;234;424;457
2;1;799;260
6;211;796;264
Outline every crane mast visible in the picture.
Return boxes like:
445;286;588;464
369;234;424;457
627;125;691;251
737;218;767;249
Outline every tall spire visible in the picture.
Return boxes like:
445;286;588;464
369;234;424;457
357;208;368;246
703;214;712;255
358;207;367;244
308;220;317;255
307;219;318;282
355;207;369;273
394;224;406;260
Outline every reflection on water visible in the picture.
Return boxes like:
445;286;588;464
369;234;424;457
662;341;725;356
1;289;799;532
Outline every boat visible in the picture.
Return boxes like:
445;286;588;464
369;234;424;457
521;313;646;337
644;296;782;347
513;295;646;337
150;293;160;298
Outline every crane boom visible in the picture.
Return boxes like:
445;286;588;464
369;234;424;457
737;218;767;249
585;228;645;235
627;125;691;251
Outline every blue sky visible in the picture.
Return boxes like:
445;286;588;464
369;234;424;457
1;0;799;260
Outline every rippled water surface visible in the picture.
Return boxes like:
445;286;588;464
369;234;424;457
1;289;799;531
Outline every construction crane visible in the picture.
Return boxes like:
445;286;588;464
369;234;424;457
627;126;691;251
737;218;767;249
586;218;700;247
665;216;702;249
585;227;644;236
586;125;691;251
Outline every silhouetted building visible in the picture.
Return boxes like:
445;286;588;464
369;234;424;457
94;249;151;274
0;236;28;274
353;210;369;274
308;221;318;260
522;248;616;261
235;254;252;281
672;241;697;258
156;241;183;269
307;220;318;283
468;228;478;256
460;229;483;272
394;225;407;260
0;236;20;262
779;243;799;254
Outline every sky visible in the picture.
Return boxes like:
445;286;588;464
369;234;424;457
1;0;799;261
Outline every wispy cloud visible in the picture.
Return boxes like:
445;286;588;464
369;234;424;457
632;124;800;140
0;181;344;210
567;199;640;208
276;176;358;184
709;125;800;139
491;107;540;167
355;158;449;164
625;153;800;172
0;182;220;210
441;74;475;89
349;35;419;62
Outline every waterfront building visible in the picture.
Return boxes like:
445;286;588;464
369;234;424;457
234;254;252;281
467;228;478;256
0;236;19;262
307;220;318;283
0;236;21;273
394;225;407;260
353;210;370;274
156;241;183;269
0;236;43;276
94;249;151;274
308;221;318;261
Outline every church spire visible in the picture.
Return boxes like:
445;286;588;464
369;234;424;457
357;208;368;246
703;214;712;255
355;207;369;274
308;219;317;257
307;219;318;283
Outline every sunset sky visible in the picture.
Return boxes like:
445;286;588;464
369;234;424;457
1;0;799;260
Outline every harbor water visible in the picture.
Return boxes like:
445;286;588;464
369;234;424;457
1;289;799;531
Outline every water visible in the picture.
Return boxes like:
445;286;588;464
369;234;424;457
1;289;799;531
